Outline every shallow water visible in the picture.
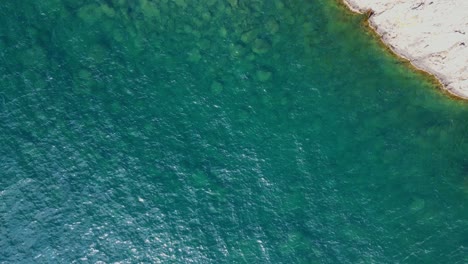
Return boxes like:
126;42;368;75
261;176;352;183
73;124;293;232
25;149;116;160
0;0;467;263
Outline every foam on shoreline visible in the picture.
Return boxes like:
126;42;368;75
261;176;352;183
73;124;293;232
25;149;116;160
342;0;468;100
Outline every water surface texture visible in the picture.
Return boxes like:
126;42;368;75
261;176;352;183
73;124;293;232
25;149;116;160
0;0;467;263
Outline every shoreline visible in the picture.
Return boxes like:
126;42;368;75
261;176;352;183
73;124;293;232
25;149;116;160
340;0;468;100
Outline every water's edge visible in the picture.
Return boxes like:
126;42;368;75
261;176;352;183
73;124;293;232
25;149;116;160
339;0;468;102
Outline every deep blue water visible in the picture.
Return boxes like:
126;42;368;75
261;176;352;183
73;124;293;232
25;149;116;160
0;0;467;263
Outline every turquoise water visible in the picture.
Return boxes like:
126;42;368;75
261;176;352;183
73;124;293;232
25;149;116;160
0;0;467;262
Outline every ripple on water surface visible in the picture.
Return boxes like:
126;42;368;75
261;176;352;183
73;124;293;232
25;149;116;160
0;0;467;263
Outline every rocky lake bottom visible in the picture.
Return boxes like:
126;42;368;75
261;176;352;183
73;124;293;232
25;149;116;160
0;0;467;263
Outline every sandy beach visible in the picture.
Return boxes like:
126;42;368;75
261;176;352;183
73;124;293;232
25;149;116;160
342;0;468;99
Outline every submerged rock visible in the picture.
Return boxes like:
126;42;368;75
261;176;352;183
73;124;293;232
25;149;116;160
18;47;46;67
266;18;280;34
229;44;246;57
216;2;226;13
410;198;425;211
302;22;314;32
206;0;217;6
88;44;108;63
241;29;258;44
78;69;92;81
284;10;296;25
183;24;194;34
227;0;238;8
188;49;202;63
275;0;285;10
201;11;211;21
140;0;161;19
173;0;187;8
77;4;103;24
192;171;209;187
257;70;272;82
211;81;224;94
100;3;115;18
252;38;271;54
219;27;228;38
197;39;211;50
245;53;256;61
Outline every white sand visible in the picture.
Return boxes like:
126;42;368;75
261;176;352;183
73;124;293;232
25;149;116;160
342;0;468;99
